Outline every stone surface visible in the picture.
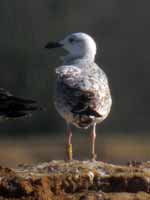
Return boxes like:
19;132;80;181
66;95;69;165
0;160;150;199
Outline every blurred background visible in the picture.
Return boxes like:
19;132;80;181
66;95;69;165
0;0;150;166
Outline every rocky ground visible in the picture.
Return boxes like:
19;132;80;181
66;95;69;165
0;160;150;199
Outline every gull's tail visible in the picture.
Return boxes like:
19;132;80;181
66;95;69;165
0;88;39;119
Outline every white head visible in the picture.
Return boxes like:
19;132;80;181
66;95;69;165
45;32;97;62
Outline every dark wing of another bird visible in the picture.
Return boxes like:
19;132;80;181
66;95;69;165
0;88;38;119
56;66;102;118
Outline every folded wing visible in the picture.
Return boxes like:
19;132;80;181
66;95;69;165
0;88;38;119
56;66;102;118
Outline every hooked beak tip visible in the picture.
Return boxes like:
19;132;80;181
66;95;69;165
45;42;63;49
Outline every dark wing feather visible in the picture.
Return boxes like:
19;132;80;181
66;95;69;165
56;66;102;118
63;83;101;117
0;88;38;119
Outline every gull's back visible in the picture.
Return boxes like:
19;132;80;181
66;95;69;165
55;60;112;129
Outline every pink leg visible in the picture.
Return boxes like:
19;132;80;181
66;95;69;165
66;124;73;160
91;123;97;161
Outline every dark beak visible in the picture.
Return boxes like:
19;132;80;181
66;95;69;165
45;42;63;49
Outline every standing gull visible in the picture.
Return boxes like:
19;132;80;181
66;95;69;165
45;32;112;160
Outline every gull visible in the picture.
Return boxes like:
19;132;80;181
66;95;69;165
45;32;112;161
0;88;38;120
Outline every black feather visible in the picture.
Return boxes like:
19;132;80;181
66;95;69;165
0;88;38;119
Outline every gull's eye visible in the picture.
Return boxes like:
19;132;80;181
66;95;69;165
69;37;75;43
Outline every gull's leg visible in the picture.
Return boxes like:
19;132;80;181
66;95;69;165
66;123;73;160
91;123;97;161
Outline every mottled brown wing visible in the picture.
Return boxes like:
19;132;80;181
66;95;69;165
56;66;102;118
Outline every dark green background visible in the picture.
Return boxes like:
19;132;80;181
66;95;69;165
0;0;150;135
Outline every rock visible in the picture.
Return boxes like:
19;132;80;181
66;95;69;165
0;160;150;199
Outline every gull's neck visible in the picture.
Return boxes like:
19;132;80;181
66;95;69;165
62;52;95;65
